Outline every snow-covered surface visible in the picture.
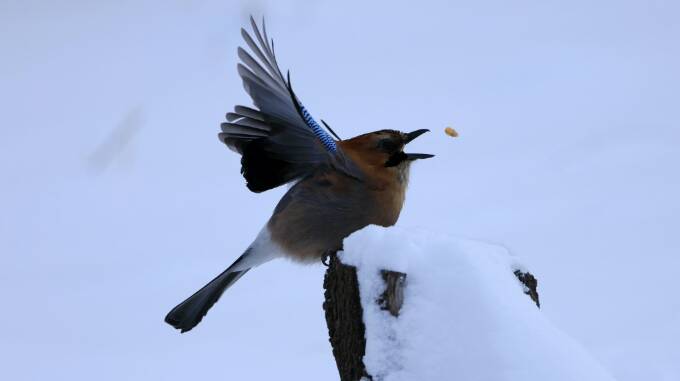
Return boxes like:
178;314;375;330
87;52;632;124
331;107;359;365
341;226;615;381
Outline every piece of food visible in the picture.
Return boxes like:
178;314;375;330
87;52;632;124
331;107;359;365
445;127;458;137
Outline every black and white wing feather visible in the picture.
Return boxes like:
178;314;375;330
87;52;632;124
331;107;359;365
219;17;352;192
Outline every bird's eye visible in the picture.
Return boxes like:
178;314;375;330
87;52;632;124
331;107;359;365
377;139;398;152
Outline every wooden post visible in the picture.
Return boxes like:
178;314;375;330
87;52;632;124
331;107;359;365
322;253;371;381
323;253;540;381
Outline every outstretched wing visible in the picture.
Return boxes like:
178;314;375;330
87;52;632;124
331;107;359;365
219;17;354;193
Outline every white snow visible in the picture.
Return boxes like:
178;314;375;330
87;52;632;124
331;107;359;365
341;226;616;381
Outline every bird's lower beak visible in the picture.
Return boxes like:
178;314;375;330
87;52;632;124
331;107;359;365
404;129;433;160
404;129;430;143
405;153;435;161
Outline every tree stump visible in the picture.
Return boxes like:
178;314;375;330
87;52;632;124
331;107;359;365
322;254;372;381
323;253;540;380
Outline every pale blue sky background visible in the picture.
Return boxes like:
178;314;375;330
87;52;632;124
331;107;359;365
1;0;679;380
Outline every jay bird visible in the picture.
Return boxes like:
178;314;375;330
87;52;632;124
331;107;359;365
165;17;433;332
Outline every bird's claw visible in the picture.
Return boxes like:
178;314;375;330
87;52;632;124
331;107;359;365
321;252;332;267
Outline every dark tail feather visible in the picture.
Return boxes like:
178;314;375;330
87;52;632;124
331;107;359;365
165;256;250;333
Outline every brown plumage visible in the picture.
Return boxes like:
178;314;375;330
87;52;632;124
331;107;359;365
269;130;430;262
165;18;433;333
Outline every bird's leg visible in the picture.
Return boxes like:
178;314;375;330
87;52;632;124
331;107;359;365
321;244;342;267
321;251;335;267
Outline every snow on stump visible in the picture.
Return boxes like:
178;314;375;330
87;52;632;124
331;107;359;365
322;226;614;381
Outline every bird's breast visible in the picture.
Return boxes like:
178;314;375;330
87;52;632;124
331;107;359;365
371;180;407;227
368;164;410;227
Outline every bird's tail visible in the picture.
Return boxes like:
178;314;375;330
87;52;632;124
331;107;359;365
164;251;252;333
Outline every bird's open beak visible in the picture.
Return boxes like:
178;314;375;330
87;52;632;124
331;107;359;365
404;129;434;160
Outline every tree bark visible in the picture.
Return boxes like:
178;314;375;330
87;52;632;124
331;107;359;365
323;253;540;380
322;253;371;381
514;269;540;308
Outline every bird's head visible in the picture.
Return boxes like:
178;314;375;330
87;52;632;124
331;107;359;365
339;129;434;177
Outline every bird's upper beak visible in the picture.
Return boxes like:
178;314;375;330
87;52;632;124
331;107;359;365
404;129;430;143
404;129;434;161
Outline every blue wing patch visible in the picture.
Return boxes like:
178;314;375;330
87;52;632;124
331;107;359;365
299;105;337;152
